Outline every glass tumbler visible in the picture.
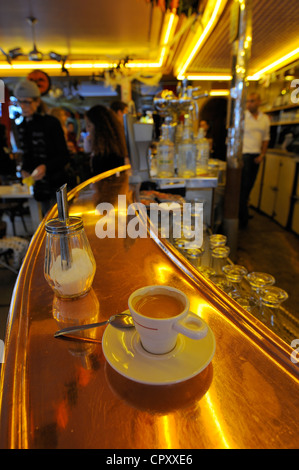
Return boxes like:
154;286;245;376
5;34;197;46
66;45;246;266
44;216;96;299
223;265;257;311
209;234;227;249
246;271;275;304
223;264;247;295
210;246;231;292
258;286;288;332
211;246;230;275
198;266;216;279
173;237;189;254
185;247;204;269
208;234;227;266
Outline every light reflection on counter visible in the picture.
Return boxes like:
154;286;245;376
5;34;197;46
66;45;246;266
156;415;178;449
204;391;231;449
155;264;174;283
70;208;98;218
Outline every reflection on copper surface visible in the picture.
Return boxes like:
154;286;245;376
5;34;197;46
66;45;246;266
52;288;102;360
52;288;100;327
105;362;213;414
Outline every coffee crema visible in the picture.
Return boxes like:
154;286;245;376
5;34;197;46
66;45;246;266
133;293;185;319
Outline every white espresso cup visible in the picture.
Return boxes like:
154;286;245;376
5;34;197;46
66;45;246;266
128;285;208;354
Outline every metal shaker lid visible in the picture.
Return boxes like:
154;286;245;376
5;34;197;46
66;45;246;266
45;216;83;234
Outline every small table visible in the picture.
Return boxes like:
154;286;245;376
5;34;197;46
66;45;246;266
0;184;43;232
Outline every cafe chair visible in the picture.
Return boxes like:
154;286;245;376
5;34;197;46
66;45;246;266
0;235;29;274
0;199;28;236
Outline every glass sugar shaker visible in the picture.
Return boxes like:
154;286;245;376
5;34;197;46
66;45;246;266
44;184;96;299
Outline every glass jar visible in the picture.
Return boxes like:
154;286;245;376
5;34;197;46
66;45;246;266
44;216;96;299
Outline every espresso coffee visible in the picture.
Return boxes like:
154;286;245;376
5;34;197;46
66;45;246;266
133;293;185;319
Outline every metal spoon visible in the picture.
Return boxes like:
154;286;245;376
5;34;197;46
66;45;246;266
54;312;134;338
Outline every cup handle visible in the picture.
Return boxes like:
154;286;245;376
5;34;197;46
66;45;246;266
173;312;208;340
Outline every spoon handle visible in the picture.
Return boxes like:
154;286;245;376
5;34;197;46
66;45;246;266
54;320;109;337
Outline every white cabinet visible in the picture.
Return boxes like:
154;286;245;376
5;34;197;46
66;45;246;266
249;160;264;208
273;156;296;226
253;152;297;228
259;153;282;217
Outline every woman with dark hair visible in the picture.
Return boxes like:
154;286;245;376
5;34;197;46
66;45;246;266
85;105;127;175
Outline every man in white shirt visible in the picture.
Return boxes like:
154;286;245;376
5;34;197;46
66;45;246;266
239;92;270;228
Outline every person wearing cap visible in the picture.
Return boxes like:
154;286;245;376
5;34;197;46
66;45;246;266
14;79;70;215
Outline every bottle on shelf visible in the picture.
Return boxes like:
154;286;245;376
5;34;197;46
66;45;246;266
156;123;175;178
195;128;210;175
177;114;196;178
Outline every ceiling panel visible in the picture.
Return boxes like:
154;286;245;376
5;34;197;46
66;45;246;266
187;0;299;77
0;0;163;61
188;0;232;74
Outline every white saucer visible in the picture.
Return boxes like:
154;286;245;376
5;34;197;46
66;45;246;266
102;317;216;385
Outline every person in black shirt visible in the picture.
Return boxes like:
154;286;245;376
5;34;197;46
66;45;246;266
84;105;126;176
110;100;128;124
14;79;69;215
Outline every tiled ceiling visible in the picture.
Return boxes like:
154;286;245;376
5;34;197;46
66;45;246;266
0;0;298;79
187;0;299;77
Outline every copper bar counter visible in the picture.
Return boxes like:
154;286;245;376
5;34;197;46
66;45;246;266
0;166;298;449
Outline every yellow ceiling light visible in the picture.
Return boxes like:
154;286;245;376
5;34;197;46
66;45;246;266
248;47;299;81
125;60;162;68
210;89;229;96
0;62;62;70
176;0;227;80
66;62;116;69
187;74;232;81
157;10;178;67
0;61;116;72
161;10;177;46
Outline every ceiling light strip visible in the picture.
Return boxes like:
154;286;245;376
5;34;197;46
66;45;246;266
161;11;176;46
176;0;227;79
187;74;232;80
0;62;116;71
248;47;299;80
210;89;229;96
